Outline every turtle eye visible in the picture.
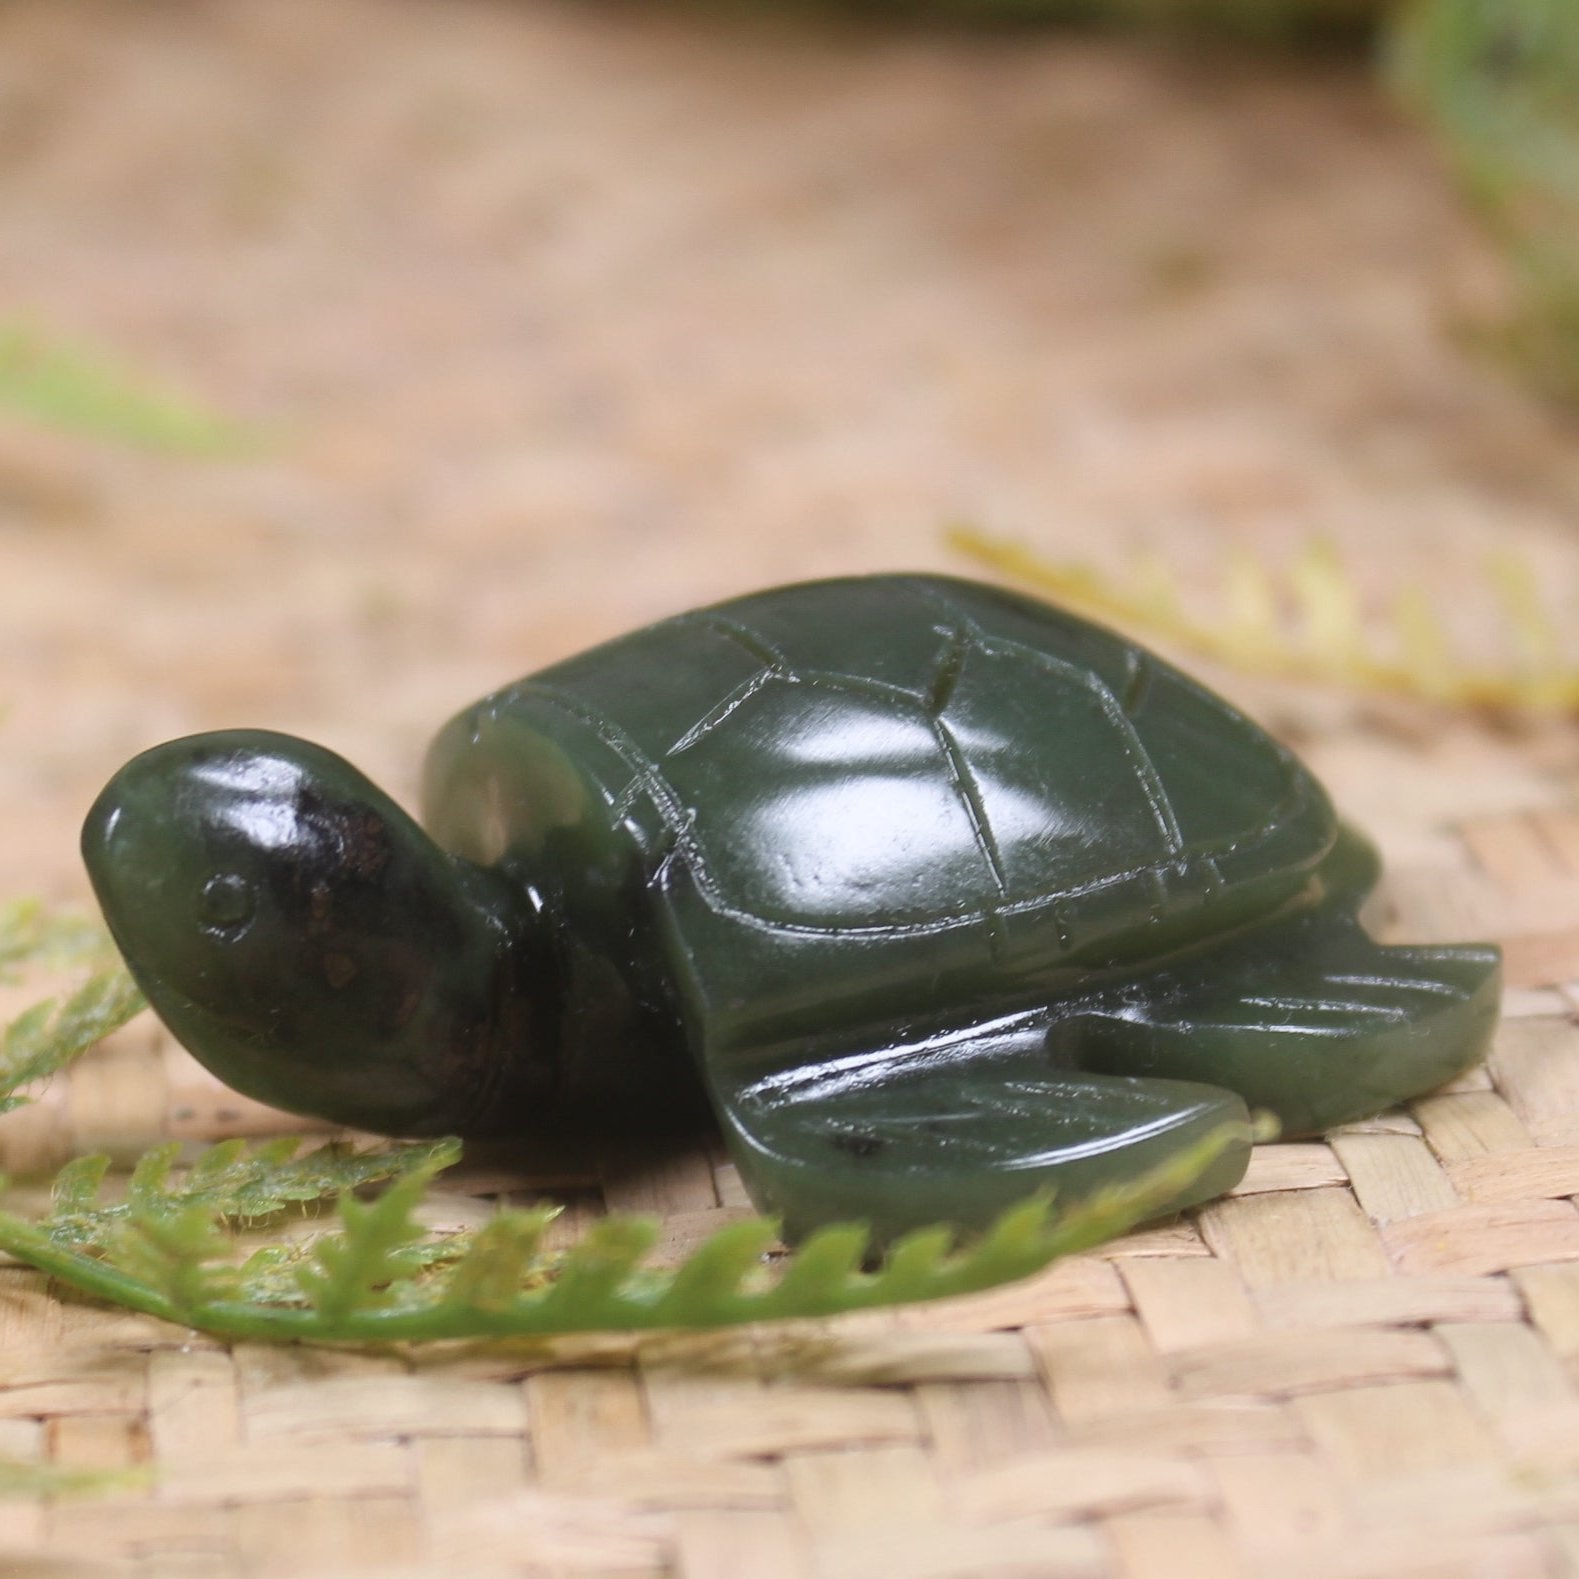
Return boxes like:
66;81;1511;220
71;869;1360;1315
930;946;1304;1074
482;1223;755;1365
199;872;256;935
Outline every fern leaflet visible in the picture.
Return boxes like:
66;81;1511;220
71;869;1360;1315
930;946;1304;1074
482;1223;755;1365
0;903;1244;1344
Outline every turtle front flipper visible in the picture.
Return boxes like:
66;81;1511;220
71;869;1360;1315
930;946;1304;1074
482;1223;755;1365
1062;913;1501;1138
713;1015;1251;1248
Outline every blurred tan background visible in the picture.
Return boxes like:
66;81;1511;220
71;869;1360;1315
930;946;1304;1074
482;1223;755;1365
11;8;1579;1578
4;0;1579;911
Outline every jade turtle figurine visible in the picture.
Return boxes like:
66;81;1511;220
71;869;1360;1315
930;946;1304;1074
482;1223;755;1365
82;575;1500;1244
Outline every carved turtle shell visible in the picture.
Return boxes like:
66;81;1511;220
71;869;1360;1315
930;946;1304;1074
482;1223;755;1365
84;573;1498;1248
421;575;1338;1065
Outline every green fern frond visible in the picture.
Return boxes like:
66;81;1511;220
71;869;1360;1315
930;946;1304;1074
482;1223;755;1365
0;970;145;1113
0;899;121;977
951;525;1579;714
43;1135;461;1251
1388;0;1579;402
435;1207;559;1312
50;1153;113;1217
648;1217;783;1320
0;903;143;1110
105;1205;242;1317
162;1133;460;1222
0;906;1244;1341
0;1460;146;1498
295;1166;443;1321
0;320;256;455
0;1119;1247;1343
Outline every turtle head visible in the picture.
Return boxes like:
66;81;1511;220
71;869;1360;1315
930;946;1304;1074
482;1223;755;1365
82;730;552;1136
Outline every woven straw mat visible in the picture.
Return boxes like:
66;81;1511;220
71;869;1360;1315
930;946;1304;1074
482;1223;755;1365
4;4;1579;1573
0;712;1574;1579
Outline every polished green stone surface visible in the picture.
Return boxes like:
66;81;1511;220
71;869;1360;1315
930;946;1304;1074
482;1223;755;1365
82;575;1500;1245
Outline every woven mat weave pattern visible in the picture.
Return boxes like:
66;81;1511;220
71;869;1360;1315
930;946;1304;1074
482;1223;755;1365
1;793;1577;1579
5;3;1579;1574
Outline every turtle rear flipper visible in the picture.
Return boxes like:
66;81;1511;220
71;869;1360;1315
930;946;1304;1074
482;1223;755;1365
1065;916;1500;1137
715;1016;1251;1248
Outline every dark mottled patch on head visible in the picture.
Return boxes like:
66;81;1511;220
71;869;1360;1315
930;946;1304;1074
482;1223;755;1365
293;783;392;883
340;808;393;881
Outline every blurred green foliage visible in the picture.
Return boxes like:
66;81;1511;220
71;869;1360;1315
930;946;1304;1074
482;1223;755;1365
0;319;254;455
1391;0;1579;403
807;0;1579;403
831;0;1383;32
3;3;1574;420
